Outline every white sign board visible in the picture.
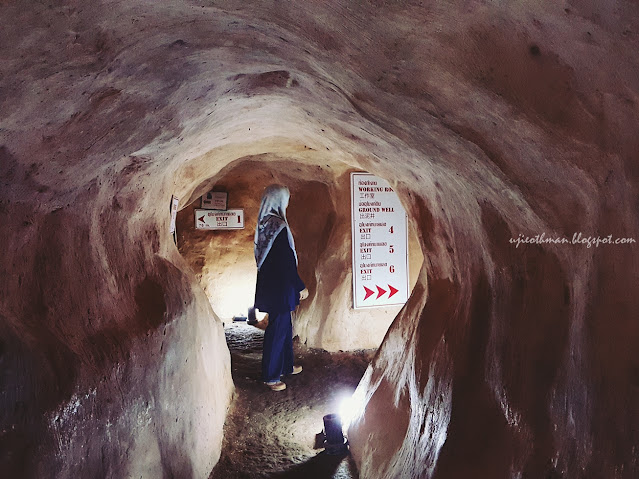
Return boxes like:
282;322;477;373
201;191;228;210
351;172;408;309
169;196;179;234
195;209;244;230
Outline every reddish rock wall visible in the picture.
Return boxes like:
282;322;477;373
0;0;637;478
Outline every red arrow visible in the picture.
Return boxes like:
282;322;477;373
363;286;374;300
388;284;399;298
376;285;387;299
198;215;205;223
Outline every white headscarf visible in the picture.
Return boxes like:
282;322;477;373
254;184;298;270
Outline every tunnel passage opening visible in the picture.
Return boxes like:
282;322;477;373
173;154;425;477
175;155;424;352
176;157;335;327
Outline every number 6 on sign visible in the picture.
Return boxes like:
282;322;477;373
390;265;395;273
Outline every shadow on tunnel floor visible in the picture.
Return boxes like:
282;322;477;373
270;451;359;479
210;323;370;479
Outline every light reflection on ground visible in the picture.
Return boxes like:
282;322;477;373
210;322;373;479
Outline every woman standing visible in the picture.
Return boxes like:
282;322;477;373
253;185;308;391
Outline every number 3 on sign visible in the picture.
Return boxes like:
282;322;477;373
390;265;395;273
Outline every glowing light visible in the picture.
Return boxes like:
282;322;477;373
337;391;362;431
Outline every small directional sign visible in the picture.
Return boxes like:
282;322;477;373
169;195;179;234
195;209;244;230
201;191;228;210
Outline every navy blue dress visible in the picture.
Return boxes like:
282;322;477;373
255;230;305;382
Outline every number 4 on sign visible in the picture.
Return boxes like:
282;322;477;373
389;226;393;233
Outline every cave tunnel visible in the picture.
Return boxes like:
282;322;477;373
1;1;638;478
174;142;425;478
176;156;424;349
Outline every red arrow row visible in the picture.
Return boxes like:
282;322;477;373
363;284;400;300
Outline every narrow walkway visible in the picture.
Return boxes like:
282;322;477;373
210;322;373;479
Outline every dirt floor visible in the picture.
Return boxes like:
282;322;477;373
210;321;374;479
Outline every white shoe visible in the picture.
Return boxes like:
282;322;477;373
265;380;286;391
